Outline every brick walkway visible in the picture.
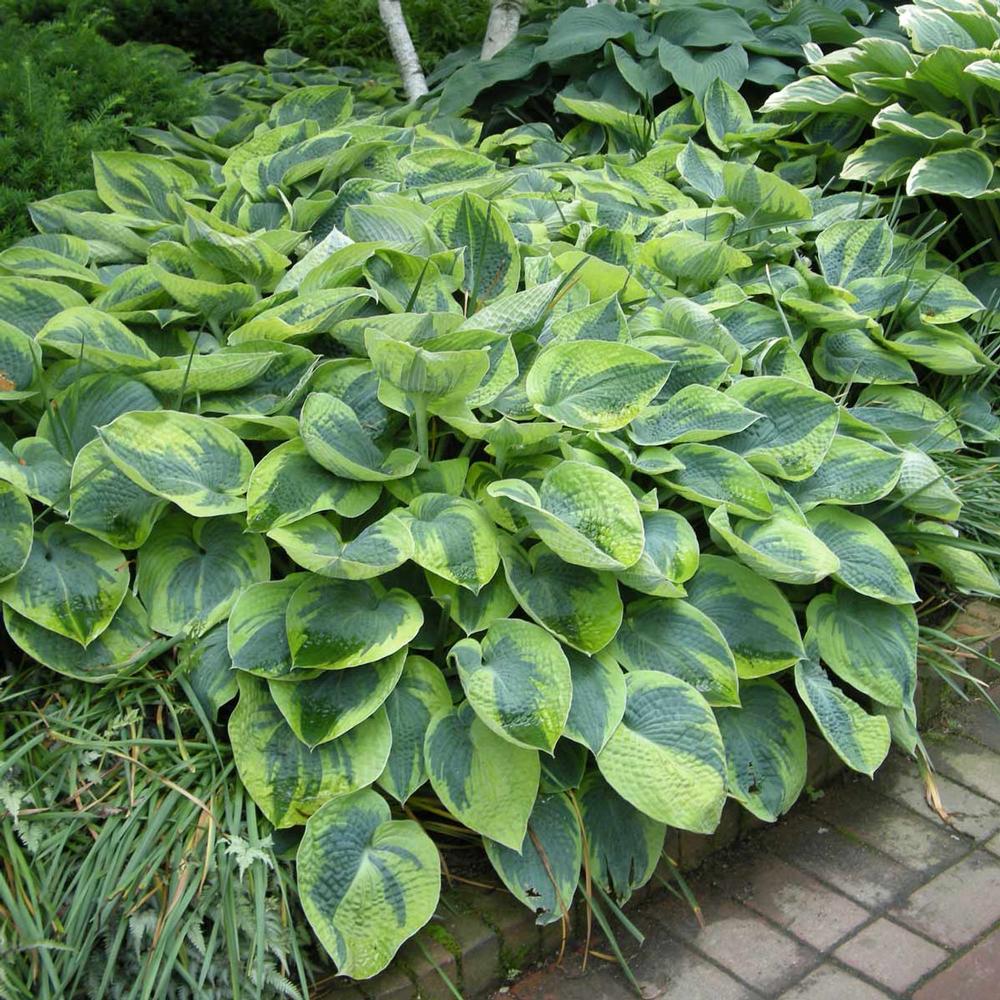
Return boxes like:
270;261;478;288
501;690;1000;1000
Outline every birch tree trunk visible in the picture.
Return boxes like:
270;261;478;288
378;0;428;101
481;0;524;60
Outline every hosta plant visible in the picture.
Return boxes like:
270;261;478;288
2;48;998;982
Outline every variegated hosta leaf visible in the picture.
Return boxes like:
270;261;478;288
540;740;587;793
0;523;128;645
663;444;773;520
563;648;626;755
610;598;739;707
286;576;423;670
912;521;1000;597
596;670;727;833
99;410;254;517
37;306;159;371
229;673;391;829
0;437;71;509
0;321;42;400
794;654;890;777
227;575;309;679
246;438;381;532
378;655;453;804
805;505;918;604
715;680;807;823
137;513;270;636
685;555;804;678
270;651;405;748
3;592;154;682
578;770;665;905
92;151;198;220
707;506;840;585
299;392;420;482
450;618;572;752
488;461;644;570
616;509;699;598
721;377;839;481
807;589;917;710
786;434;903;509
398;493;499;593
526;340;672;431
816;219;892;288
69;438;167;550
424;700;540;850
298;788;441;980
427;571;518;635
0;481;32;582
0;276;87;336
628;384;761;445
894;447;962;521
178;623;237;722
484;792;582;926
500;538;623;654
268;513;412;580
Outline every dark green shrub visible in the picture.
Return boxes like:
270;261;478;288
0;18;202;248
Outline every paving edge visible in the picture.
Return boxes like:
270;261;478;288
315;599;1000;1000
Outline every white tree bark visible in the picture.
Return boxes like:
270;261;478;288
378;0;428;101
481;0;524;60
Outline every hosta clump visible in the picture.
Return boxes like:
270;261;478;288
2;50;998;981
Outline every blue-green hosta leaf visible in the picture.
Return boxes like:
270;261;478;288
228;289;374;345
0;481;32;582
230;674;391;828
563;648;625;755
286;576;423;670
484;792;582;926
794;654;890;777
808;589;917;710
658;40;749;98
578;769;665;905
597;671;727;832
813;329;917;385
99;410;254;517
628;384;762;445
431;191;519;305
268;513;412;580
786;434;903;509
906;149;995;199
299;393;420;482
663;443;774;520
177;623;237;722
616;509;699;598
708;506;840;586
721;377;839;481
3;592;155;682
68;438;167;549
805;505;918;604
500;539;622;654
489;462;644;571
526;340;672;432
425;700;540;850
426;570;517;635
539;740;587;793
715;679;807;823
270;650;405;748
246;439;380;532
0;322;42;400
398;494;499;594
610;598;739;708
450;618;572;752
36;306;159;371
0;438;70;509
816;219;892;289
0;523;127;645
92;151;199;220
378;655;453;804
137;513;269;635
227;575;308;680
298;788;440;979
685;555;804;678
0;276;87;336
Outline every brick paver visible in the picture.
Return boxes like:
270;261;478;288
500;683;1000;1000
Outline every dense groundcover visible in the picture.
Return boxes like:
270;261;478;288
3;2;1000;994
